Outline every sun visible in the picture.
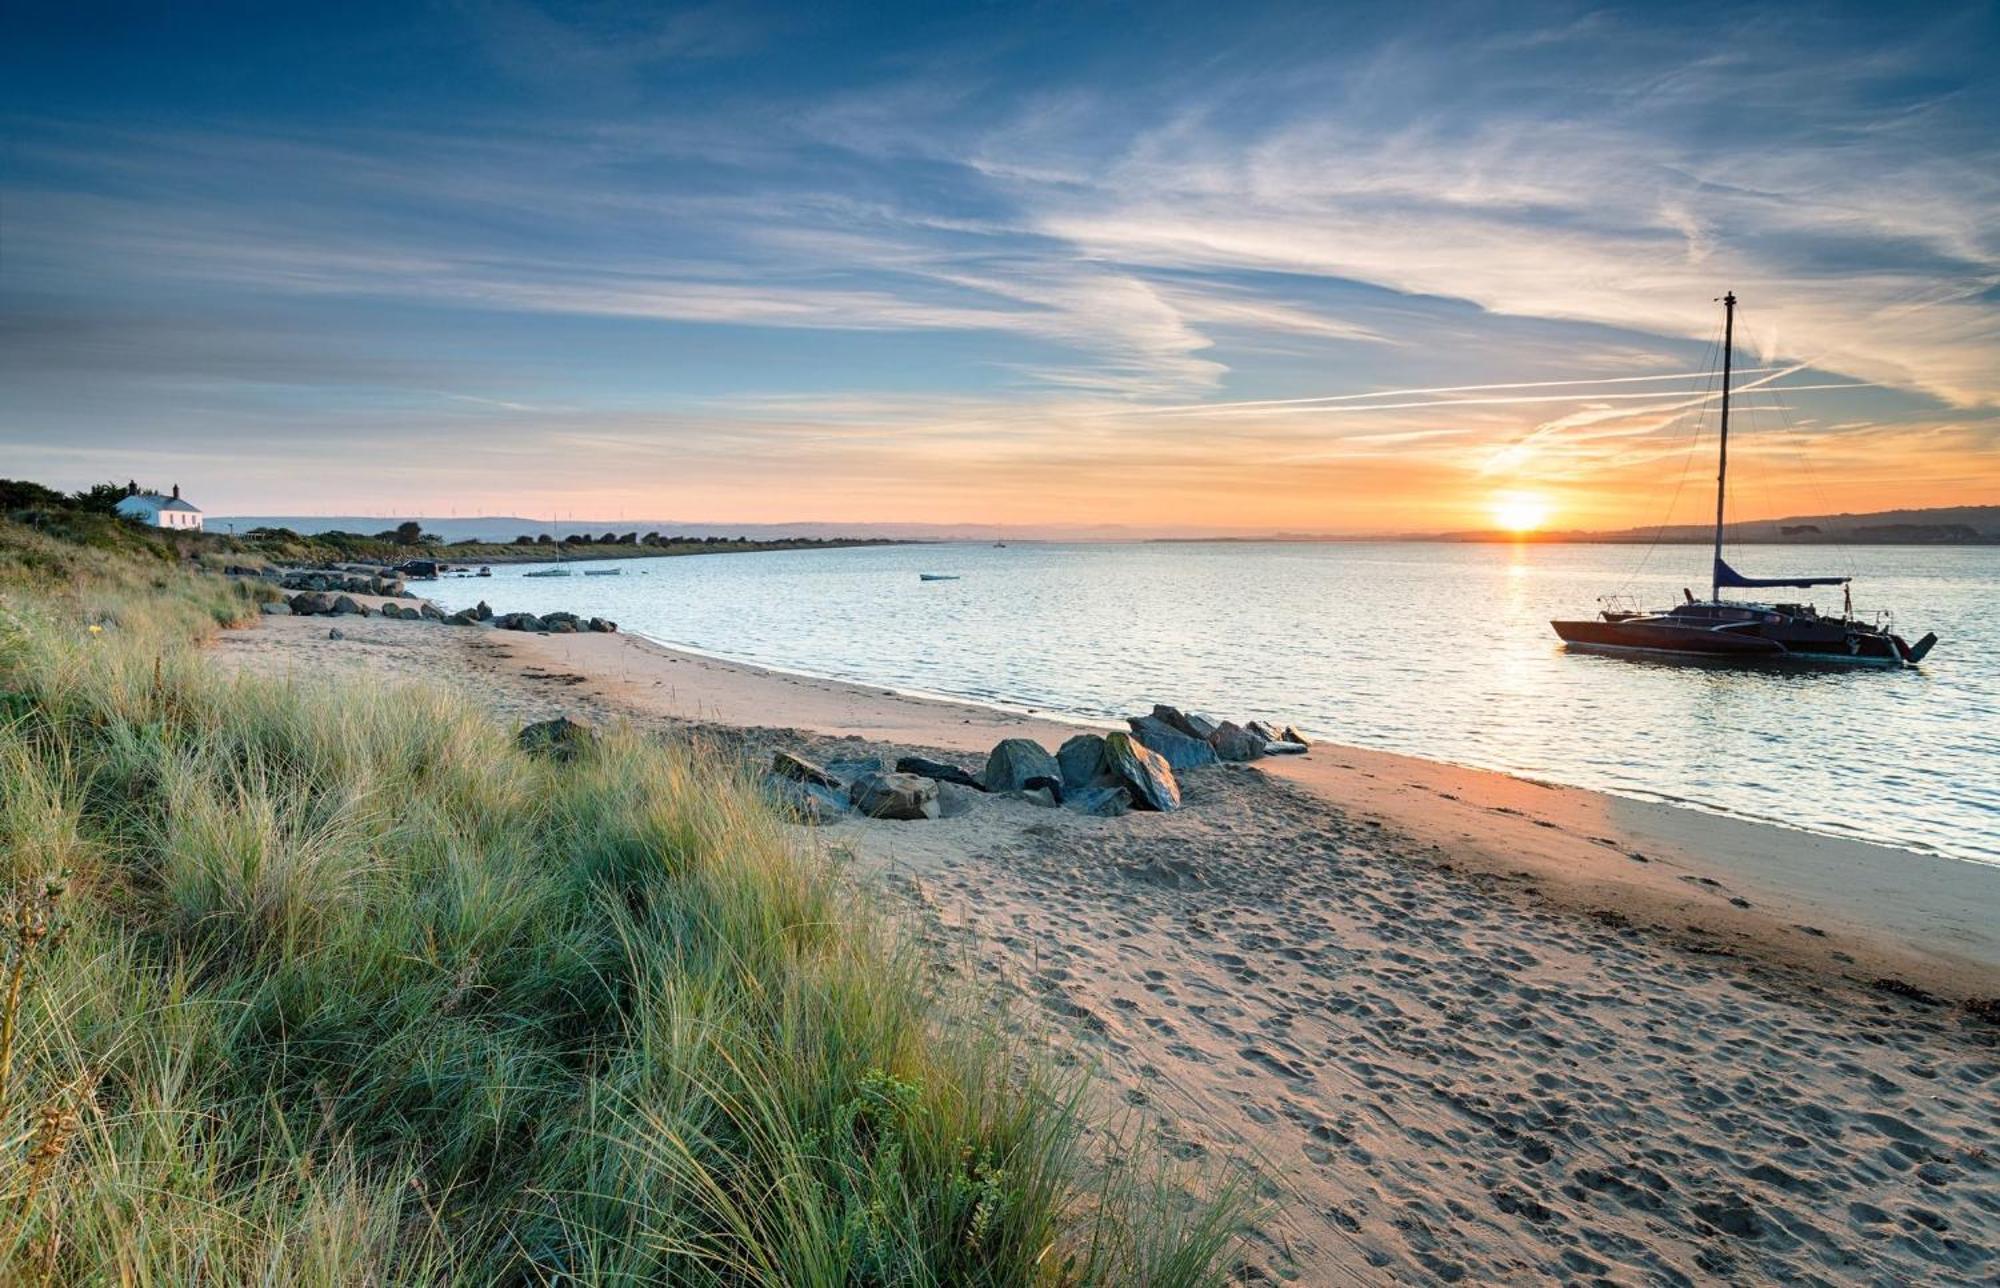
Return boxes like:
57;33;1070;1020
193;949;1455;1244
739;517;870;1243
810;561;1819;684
1491;493;1550;534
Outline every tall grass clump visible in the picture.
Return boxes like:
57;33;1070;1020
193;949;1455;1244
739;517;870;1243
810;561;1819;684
0;522;1236;1283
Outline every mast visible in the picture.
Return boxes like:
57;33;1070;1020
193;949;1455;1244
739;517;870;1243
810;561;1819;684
1711;291;1736;602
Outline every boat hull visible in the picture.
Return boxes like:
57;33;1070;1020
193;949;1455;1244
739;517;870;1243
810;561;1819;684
1551;619;1907;667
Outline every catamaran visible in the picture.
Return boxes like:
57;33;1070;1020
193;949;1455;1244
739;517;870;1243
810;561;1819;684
1550;293;1937;668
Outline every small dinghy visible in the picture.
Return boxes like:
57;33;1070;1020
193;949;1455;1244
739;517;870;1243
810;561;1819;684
584;569;622;576
523;568;572;578
919;573;960;581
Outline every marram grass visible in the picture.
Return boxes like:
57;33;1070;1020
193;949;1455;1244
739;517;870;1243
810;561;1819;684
0;525;1237;1284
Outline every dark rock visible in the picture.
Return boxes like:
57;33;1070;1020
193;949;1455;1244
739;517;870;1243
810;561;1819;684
1063;785;1131;817
288;592;331;616
848;771;939;820
1245;720;1283;743
1208;721;1266;762
771;750;839;788
419;601;446;622
1127;715;1219;772
328;595;364;617
1151;704;1220;740
496;612;545;631
474;600;494;621
259;601;289;615
895;755;985;790
327;627;345;640
1056;733;1111;790
587;618;617;633
1280;725;1310;747
767;776;851;824
1264;740;1309;756
1014;785;1058;808
516;716;594;761
1021;774;1065;804
983;738;1060;793
1103;732;1180;811
543;610;581;626
445;609;479;625
549;619;578;634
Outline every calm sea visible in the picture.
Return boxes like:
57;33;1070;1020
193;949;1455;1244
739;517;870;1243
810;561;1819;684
429;542;1999;865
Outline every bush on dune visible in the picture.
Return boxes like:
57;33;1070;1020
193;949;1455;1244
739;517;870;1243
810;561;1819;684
0;521;1235;1283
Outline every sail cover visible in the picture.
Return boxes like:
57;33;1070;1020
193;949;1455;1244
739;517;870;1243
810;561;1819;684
1714;557;1849;589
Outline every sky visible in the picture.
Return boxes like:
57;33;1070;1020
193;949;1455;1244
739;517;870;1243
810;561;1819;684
3;0;1997;534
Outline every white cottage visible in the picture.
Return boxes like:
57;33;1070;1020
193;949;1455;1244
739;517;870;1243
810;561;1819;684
114;482;204;531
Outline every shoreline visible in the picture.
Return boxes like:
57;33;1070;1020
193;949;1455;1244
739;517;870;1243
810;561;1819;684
486;623;2000;1002
211;609;2000;1283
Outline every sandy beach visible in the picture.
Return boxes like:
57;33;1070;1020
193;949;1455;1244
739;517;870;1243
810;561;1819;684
216;612;2000;1285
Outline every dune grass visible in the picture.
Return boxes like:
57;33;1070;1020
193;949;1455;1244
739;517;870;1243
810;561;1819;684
0;524;1236;1284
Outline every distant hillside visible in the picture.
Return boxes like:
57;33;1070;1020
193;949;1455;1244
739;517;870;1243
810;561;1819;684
1425;505;2000;545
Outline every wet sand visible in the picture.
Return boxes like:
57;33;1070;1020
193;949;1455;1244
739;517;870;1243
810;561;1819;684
214;612;2000;1285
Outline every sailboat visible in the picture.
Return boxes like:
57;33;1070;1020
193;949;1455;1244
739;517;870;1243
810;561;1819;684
1550;293;1937;668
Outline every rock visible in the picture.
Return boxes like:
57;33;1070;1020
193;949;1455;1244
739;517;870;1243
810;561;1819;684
516;716;594;761
1264;741;1309;756
848;771;939;821
1208;721;1265;762
330;595;365;617
288;592;331;616
1151;704;1220;740
419;601;446;622
1102;732;1180;811
1022;774;1066;804
770;750;839;788
259;601;289;615
549;619;577;634
983;738;1060;793
1056;733;1111;790
1245;720;1283;743
1280;725;1310;747
543;610;581;627
895;755;985;790
327;627;345;640
1014;785;1058;808
1126;715;1219;772
587;617;617;633
1063;785;1131;817
824;757;885;784
378;603;402;619
474;600;494;621
496;612;544;631
445;609;479;625
767;776;852;824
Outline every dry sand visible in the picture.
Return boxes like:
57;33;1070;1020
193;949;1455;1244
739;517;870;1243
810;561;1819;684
216;612;2000;1285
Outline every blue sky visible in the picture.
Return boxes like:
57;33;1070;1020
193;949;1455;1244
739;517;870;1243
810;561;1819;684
3;1;1996;531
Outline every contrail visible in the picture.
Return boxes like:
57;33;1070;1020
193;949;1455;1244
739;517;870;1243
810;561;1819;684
1145;379;1870;419
1126;367;1785;416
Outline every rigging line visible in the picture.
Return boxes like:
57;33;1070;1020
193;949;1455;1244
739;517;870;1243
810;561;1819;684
1614;320;1725;598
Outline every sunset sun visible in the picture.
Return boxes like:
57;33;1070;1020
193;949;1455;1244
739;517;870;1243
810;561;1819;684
1491;493;1551;534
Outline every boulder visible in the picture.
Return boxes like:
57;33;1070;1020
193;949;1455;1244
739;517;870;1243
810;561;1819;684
1280;725;1310;748
496;612;544;632
1151;704;1221;741
1014;785;1058;808
259;601;289;615
330;595;365;617
1208;721;1266;762
288;592;331;616
327;627;345;640
848;771;939;821
419;601;446;622
445;609;479;626
767;776;852;824
549;619;578;634
983;738;1060;793
825;757;885;783
895;755;985;790
474;600;494;621
1056;733;1111;790
1063;785;1131;817
586;618;617;633
1102;732;1180;812
543;610;581;627
1126;715;1219;772
1245;720;1283;743
1264;741;1309;756
516;716;594;761
378;603;402;619
771;750;839;788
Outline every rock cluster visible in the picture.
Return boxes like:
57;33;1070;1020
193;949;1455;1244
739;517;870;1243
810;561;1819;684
278;569;409;598
494;610;617;634
1130;704;1309;762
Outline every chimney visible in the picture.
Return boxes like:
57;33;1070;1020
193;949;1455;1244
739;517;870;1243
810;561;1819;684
171;483;180;500
127;480;138;496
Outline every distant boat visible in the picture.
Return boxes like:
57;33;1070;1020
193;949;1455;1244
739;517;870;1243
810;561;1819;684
919;573;960;581
523;568;572;578
583;568;621;576
1551;293;1936;668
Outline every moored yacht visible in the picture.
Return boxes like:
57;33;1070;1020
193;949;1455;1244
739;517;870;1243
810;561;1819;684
1551;293;1937;669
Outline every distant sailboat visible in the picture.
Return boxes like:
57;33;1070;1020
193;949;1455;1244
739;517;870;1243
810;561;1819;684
919;573;960;581
1551;293;1936;668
